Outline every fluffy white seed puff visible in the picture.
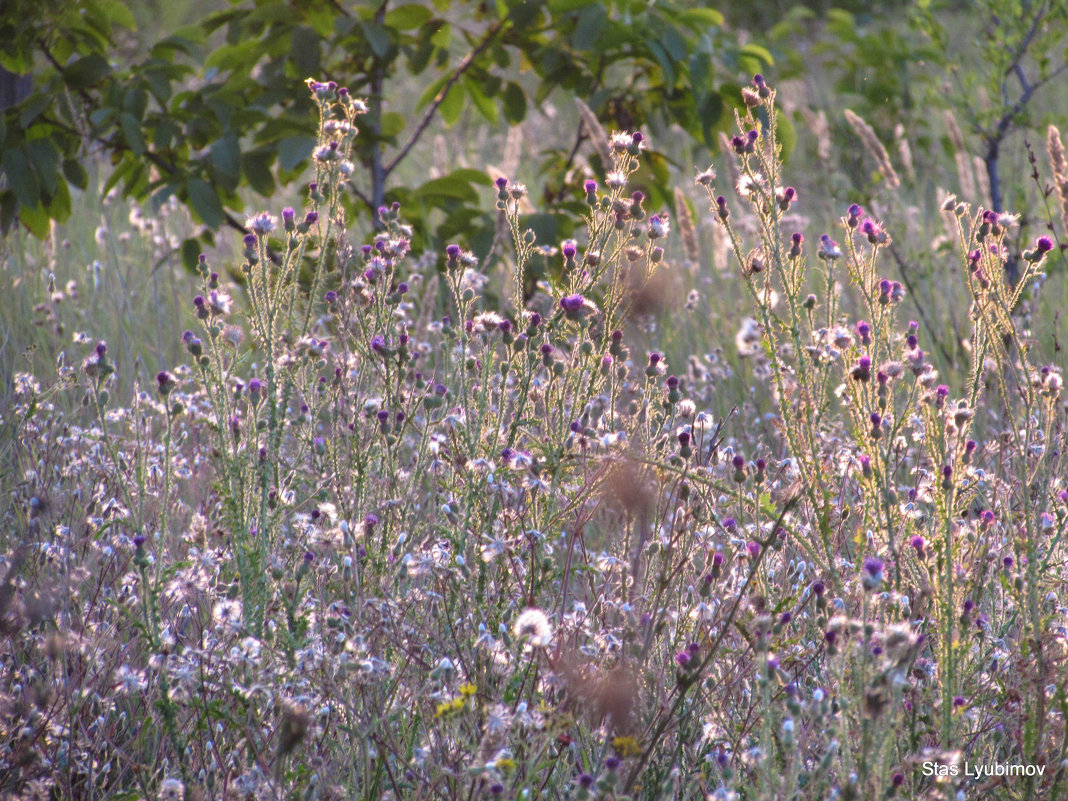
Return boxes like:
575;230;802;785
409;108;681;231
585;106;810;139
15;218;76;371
513;608;553;647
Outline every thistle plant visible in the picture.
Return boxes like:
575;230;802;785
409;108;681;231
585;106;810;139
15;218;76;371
3;73;1067;801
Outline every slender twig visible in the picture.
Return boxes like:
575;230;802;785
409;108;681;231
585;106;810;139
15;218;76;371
384;16;509;177
885;243;955;365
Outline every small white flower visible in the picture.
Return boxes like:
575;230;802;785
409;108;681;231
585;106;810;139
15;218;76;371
212;598;243;631
114;664;147;694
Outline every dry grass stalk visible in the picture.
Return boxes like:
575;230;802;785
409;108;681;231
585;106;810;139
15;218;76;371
1048;125;1068;238
574;97;613;167
844;109;901;190
943;110;975;201
501;125;523;178
893;123;915;182
674;187;700;266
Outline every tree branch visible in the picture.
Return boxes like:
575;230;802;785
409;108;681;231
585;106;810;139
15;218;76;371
383;16;509;177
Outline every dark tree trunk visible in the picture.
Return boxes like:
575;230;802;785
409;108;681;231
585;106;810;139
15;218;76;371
0;68;32;109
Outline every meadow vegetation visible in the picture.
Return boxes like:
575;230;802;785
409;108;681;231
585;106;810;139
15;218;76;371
3;4;1068;801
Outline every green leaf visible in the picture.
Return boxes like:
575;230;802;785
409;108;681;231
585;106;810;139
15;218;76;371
416;172;481;203
571;5;606;51
211;134;241;185
418;73;450;109
152;30;204;60
46;179;72;223
361;21;392;57
278;136;315;171
181;237;202;272
502;82;526;124
63;158;89;191
25;139;60;197
646;39;675;85
464;77;498;125
205;41;260;72
429;21;450;48
19;95;51;129
120;112;145;155
153;119;179;151
101;157;134;198
97;0;137;31
660;27;689;62
439;81;464;127
379;112;407;139
187;178;225;227
386;4;434;30
19;202;50;238
290;25;321;76
450;167;492;186
123;85;148;118
242;150;276;196
680;8;724;27
739;43;774;67
143;66;174;103
64;54;111;89
3;148;39;209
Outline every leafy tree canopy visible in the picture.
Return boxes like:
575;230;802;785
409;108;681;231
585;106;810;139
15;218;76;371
0;0;774;261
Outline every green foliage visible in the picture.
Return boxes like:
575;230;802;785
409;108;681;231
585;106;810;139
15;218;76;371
1;0;769;255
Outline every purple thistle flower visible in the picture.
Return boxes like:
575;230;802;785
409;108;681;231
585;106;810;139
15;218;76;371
715;195;729;220
818;234;841;260
559;294;586;312
862;556;885;590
